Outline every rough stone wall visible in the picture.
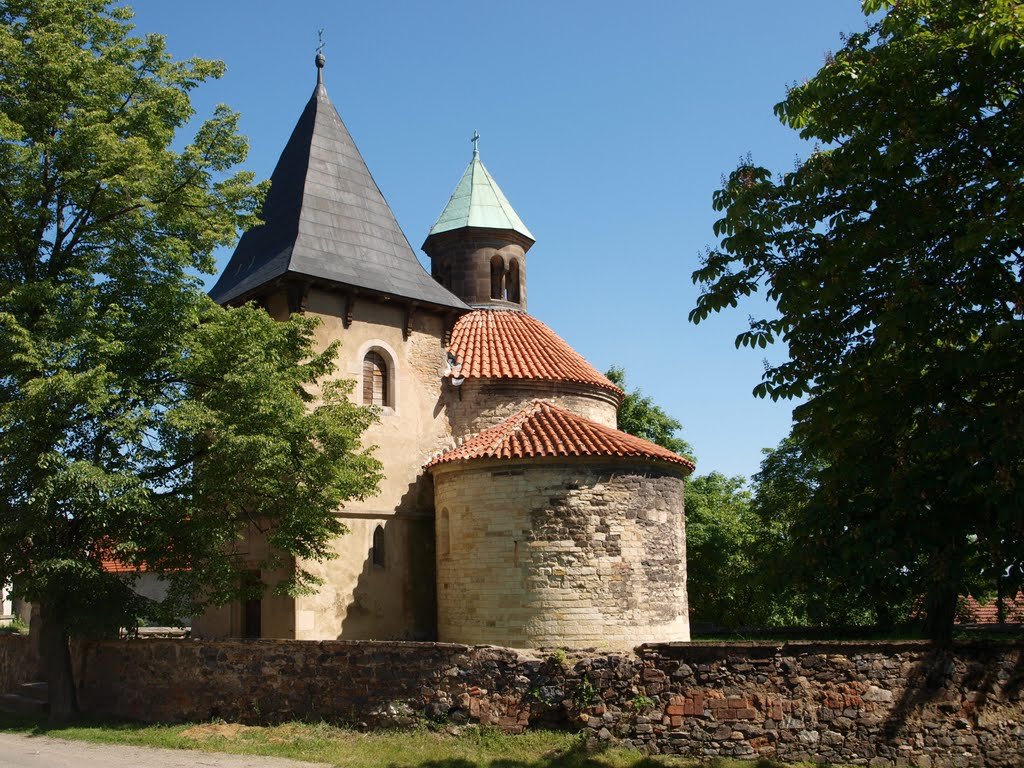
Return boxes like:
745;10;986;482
16;638;1018;767
605;642;1024;767
0;636;40;693
424;229;528;310
433;463;689;647
444;379;619;440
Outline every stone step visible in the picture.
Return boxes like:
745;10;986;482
18;682;48;703
0;693;47;716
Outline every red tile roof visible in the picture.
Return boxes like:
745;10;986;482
448;310;623;397
957;593;1024;624
427;400;695;472
99;557;147;574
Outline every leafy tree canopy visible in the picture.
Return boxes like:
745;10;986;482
690;0;1024;640
0;0;381;717
606;366;695;459
684;472;757;627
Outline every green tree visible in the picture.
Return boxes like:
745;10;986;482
690;0;1024;641
0;0;381;719
749;435;916;628
606;366;694;459
684;472;757;627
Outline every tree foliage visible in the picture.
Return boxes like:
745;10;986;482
0;0;381;717
690;0;1024;640
606;366;694;459
684;472;759;627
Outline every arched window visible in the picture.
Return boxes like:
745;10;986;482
372;525;385;568
362;351;389;407
438;509;450;558
505;259;521;303
490;255;504;299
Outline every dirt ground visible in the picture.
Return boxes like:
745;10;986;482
0;732;329;768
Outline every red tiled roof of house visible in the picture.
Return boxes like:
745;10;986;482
447;310;623;397
957;593;1024;624
427;400;696;472
95;539;154;574
99;557;147;574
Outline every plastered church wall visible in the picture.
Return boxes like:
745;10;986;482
433;460;690;648
196;287;455;640
293;288;454;640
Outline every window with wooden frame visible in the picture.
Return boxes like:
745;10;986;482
362;351;389;407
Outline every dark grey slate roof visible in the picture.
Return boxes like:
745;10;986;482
209;73;467;312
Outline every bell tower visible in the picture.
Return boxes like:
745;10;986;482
423;134;535;310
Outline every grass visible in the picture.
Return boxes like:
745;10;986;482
0;714;839;768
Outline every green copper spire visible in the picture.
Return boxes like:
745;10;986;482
428;134;534;241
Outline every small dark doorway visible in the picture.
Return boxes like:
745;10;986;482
242;570;262;638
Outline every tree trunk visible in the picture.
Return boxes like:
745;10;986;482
37;605;77;722
996;574;1005;625
923;587;957;644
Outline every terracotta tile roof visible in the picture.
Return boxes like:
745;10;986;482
427;400;695;472
448;310;623;397
99;557;147;574
957;593;1024;624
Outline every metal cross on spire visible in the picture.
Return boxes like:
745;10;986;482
315;28;326;83
471;130;480;158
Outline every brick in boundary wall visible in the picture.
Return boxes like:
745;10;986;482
2;637;1023;767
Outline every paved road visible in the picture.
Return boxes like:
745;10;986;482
0;733;330;768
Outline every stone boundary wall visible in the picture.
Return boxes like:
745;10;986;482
1;636;1022;766
0;634;40;693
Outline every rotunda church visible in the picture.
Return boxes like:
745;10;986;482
195;55;694;647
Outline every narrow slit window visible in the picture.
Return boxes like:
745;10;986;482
372;525;386;568
439;509;450;558
362;352;389;407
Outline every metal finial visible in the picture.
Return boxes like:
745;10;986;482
315;28;325;83
471;130;480;158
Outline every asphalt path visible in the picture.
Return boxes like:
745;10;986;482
0;733;330;768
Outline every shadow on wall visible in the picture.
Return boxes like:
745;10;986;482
883;643;1024;741
338;477;437;641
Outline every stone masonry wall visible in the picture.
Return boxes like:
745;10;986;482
0;635;40;693
3;637;1020;767
444;379;619;440
433;463;689;647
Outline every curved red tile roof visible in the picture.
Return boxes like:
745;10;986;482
448;310;622;397
427;400;695;473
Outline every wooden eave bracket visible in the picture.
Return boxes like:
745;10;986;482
403;303;418;342
343;293;355;328
286;281;311;314
443;312;458;347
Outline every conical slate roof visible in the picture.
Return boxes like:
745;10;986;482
427;144;534;242
210;63;467;311
426;400;695;473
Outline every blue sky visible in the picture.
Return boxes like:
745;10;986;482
129;1;871;481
